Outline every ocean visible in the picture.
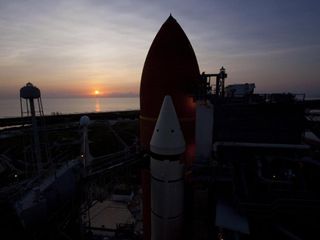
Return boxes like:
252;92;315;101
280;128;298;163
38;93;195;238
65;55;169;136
0;97;139;118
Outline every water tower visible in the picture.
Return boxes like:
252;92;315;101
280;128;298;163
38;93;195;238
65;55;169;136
20;82;44;174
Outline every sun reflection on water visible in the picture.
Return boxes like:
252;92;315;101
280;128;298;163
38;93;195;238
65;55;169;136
95;98;101;112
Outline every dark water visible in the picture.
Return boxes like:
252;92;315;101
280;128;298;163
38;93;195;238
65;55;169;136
0;97;139;118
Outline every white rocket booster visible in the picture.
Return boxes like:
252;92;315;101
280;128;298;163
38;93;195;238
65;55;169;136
150;95;186;240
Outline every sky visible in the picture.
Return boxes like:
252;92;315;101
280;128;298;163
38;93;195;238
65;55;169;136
0;0;319;98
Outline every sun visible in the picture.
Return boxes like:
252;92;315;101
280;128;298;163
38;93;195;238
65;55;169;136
94;90;100;95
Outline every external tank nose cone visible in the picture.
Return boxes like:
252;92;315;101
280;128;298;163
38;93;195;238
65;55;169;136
150;96;186;155
140;15;199;163
140;15;199;110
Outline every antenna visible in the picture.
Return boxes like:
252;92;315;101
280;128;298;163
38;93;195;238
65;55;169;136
80;115;91;167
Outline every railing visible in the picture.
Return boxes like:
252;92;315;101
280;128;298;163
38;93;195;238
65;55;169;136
86;146;138;177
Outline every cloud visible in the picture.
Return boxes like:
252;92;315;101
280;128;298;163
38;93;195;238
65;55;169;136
0;0;320;99
106;91;138;98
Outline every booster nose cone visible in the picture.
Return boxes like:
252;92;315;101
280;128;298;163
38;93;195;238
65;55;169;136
150;96;186;155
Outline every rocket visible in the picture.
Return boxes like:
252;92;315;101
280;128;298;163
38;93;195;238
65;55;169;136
140;15;200;165
150;96;185;240
140;15;200;240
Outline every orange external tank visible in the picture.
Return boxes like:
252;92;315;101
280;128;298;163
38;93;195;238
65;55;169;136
140;15;200;165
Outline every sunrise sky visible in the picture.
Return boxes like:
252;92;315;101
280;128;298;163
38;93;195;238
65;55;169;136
0;0;319;98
